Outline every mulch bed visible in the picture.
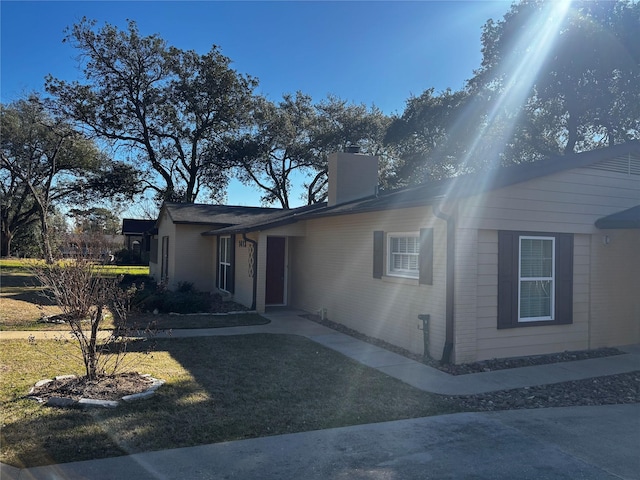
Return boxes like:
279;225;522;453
301;314;623;374
28;372;154;402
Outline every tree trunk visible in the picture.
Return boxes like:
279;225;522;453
564;111;578;155
86;304;103;380
38;209;54;264
1;230;12;257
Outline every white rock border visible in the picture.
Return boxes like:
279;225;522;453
28;374;165;408
167;310;258;316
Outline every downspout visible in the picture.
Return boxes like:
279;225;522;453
433;204;455;364
243;233;258;311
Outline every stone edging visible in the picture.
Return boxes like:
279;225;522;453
167;310;258;316
28;374;165;408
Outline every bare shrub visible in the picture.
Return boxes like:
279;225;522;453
30;254;147;380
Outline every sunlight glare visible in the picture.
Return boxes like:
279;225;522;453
443;0;572;199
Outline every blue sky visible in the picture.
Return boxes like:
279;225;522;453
1;0;513;207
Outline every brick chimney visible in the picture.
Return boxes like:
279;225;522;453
327;148;379;207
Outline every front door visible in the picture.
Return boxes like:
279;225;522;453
265;236;286;305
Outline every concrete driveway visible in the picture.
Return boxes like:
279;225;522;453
3;404;638;480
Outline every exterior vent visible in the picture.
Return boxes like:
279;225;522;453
587;153;640;176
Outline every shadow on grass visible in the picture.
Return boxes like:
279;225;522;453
0;272;56;305
1;335;458;468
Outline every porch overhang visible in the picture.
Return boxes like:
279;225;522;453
595;205;640;229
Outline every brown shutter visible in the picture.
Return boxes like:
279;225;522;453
497;231;518;329
419;228;433;285
554;233;573;324
373;231;384;279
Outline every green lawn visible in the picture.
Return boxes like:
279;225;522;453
0;335;460;468
0;259;150;330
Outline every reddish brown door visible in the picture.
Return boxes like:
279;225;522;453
265;237;286;305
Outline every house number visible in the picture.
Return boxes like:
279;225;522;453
238;239;246;247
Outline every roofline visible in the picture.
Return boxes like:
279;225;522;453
178;142;640;235
202;203;326;236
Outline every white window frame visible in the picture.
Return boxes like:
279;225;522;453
518;235;555;322
386;232;420;279
218;235;232;293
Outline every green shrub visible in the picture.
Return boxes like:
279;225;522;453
161;292;211;314
128;281;211;314
176;281;196;293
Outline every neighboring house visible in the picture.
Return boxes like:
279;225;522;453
121;219;156;263
151;143;640;364
148;203;281;292
60;233;124;259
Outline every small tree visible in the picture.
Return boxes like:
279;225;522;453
32;253;137;380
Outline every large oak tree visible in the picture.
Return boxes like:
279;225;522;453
223;93;390;208
471;0;640;157
1;96;102;261
387;0;639;186
46;18;257;204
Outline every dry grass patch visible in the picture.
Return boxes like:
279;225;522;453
0;260;149;331
1;335;460;468
0;270;65;330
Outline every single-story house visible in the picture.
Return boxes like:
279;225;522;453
150;142;640;364
149;203;282;292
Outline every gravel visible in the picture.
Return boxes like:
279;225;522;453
303;314;640;411
447;371;640;411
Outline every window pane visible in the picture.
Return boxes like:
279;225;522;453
388;234;419;277
220;237;231;263
521;238;553;277
520;280;552;318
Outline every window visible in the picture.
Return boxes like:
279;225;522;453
373;229;432;284
388;233;420;278
519;236;554;321
498;231;573;329
217;235;234;293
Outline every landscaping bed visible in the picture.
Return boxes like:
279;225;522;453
302;313;623;374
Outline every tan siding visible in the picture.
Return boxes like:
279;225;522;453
254;164;637;362
453;228;479;363
153;214;176;286
458;167;639;234
451;166;638;361
173;224;215;292
289;207;447;357
589;230;640;347
472;231;592;361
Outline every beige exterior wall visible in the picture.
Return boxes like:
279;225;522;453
230;163;638;363
151;212;176;286
455;230;592;363
453;165;639;362
151;211;215;291
287;207;448;358
589;229;640;348
457;166;639;234
171;224;216;292
148;234;159;279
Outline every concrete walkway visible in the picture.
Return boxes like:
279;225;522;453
2;310;639;479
